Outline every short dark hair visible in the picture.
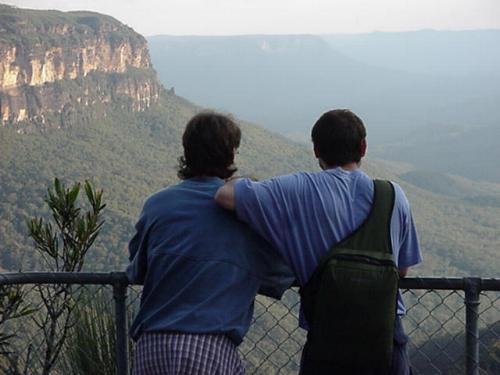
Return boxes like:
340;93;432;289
177;112;241;179
311;109;366;166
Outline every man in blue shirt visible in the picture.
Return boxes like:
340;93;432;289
215;109;422;374
127;112;293;375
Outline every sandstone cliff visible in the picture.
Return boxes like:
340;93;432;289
0;5;161;128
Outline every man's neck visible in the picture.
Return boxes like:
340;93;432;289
339;162;359;171
321;161;360;171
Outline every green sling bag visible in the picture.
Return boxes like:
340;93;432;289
300;179;399;370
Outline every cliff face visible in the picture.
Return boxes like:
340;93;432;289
0;5;161;127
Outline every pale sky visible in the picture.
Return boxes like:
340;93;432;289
2;0;500;36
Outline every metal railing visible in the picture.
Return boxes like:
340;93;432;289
0;272;498;375
398;278;499;375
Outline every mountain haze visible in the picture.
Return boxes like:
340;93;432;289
147;32;500;182
373;123;500;183
323;30;500;78
147;33;500;135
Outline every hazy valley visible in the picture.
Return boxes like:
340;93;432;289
148;32;500;183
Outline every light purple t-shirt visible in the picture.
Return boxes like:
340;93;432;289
234;168;422;320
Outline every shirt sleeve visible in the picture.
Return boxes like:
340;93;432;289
393;183;423;269
234;177;291;252
234;177;298;297
126;209;149;285
254;240;295;299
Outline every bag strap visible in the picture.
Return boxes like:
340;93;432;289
309;179;396;280
337;179;395;254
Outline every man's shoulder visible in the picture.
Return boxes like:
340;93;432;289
235;171;313;192
267;169;355;187
267;171;317;184
237;169;375;197
143;184;180;209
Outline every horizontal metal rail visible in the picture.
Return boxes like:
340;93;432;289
400;277;500;291
1;273;499;291
0;272;129;286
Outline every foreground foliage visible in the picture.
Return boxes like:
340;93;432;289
29;179;105;375
62;289;117;375
0;179;105;375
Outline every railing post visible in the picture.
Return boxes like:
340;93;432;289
113;281;129;375
464;277;481;375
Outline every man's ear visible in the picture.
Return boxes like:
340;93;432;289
360;139;367;157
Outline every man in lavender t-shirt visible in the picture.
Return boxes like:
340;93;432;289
216;109;422;374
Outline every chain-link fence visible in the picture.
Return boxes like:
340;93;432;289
0;273;129;375
1;283;120;375
0;273;498;375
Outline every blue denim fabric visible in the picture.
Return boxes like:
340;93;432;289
300;316;412;375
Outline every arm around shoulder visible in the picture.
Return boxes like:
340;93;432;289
215;179;239;211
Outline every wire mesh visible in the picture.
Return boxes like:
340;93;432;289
402;289;467;374
0;283;117;375
237;288;500;374
0;277;498;375
240;288;305;374
477;291;500;375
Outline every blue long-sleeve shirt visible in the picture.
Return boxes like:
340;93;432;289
127;176;294;344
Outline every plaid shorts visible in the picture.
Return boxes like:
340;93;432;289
133;332;245;375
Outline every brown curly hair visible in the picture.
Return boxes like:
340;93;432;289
177;112;241;180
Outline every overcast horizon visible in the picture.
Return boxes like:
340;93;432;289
2;0;499;36
142;28;500;38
